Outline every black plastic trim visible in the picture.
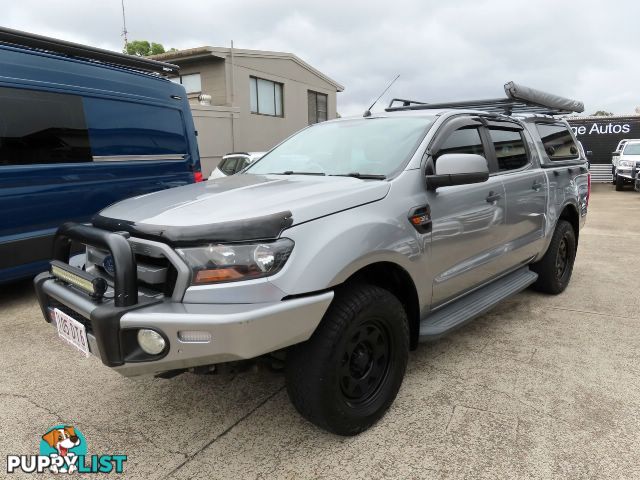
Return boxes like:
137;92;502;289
92;211;294;246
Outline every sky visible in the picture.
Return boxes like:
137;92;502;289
4;0;640;117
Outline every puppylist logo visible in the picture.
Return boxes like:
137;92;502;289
6;425;127;474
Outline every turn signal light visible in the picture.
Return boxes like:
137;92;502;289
194;268;244;284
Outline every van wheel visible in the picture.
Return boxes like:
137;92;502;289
285;284;409;436
530;219;576;294
615;175;625;191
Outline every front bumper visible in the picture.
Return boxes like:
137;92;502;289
36;273;333;376
617;162;640;180
34;222;333;377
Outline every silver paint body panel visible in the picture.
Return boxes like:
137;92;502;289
38;109;589;376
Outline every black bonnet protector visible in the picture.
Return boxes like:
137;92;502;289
92;211;294;246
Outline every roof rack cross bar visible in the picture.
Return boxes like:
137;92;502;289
385;81;584;116
0;27;179;75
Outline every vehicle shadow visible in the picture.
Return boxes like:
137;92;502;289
0;278;36;306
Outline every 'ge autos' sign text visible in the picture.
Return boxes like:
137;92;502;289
570;122;631;136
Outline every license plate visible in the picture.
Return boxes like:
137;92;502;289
54;308;90;357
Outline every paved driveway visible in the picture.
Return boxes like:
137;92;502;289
1;184;639;479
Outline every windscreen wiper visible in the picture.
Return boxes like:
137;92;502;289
268;171;326;176
330;172;387;180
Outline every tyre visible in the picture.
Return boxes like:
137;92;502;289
611;168;616;185
285;283;409;436
531;219;577;294
615;174;625;191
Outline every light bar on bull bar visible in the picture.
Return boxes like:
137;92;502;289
50;260;107;298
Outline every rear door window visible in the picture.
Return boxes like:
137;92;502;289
536;123;579;160
0;87;91;165
488;128;529;171
82;98;188;158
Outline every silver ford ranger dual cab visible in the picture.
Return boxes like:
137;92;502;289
35;82;590;436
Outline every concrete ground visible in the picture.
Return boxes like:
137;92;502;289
1;183;639;479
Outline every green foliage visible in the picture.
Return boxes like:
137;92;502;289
591;110;613;116
124;40;168;57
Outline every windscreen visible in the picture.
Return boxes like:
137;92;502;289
623;143;640;155
246;117;434;177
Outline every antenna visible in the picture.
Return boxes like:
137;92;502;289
121;0;129;51
363;74;400;117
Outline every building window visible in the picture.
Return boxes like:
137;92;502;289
170;73;202;94
308;90;328;124
249;76;283;117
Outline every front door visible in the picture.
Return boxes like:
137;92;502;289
427;118;507;307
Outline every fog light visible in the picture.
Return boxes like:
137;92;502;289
137;329;166;355
178;330;212;343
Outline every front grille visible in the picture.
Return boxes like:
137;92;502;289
89;242;180;298
47;298;93;335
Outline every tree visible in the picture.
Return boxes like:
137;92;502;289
591;110;613;116
124;40;167;57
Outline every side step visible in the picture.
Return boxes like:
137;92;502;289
419;267;538;341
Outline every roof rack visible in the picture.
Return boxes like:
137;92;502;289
386;81;584;116
0;26;179;75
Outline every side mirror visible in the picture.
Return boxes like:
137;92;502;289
612;151;621;155
426;153;489;190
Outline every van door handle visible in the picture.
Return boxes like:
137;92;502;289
486;191;502;203
532;181;543;191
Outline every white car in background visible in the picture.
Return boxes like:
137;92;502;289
612;139;631;183
209;152;265;179
614;140;640;191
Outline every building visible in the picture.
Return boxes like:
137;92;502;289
566;115;640;182
151;46;344;176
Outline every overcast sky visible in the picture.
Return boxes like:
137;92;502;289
5;1;639;116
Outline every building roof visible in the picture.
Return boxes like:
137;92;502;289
151;46;344;92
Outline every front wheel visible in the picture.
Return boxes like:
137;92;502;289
285;284;409;436
530;219;577;294
615;174;625;191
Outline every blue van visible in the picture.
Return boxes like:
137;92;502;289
0;28;202;283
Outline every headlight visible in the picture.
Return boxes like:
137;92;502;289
619;160;633;168
176;238;294;285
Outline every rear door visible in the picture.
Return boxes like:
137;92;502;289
485;120;546;267
427;116;507;306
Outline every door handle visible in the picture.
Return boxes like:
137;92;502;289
532;181;543;191
486;191;502;203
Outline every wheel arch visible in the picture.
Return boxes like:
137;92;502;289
342;261;421;350
559;202;580;246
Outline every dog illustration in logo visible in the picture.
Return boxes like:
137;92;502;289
42;426;81;473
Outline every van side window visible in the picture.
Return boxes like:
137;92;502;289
82;98;188;157
488;128;529;171
0;87;91;166
436;127;485;160
536;123;578;160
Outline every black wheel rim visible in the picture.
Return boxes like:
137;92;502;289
339;319;391;406
555;233;571;280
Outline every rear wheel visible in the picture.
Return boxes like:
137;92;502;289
531;219;577;294
285;283;409;436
